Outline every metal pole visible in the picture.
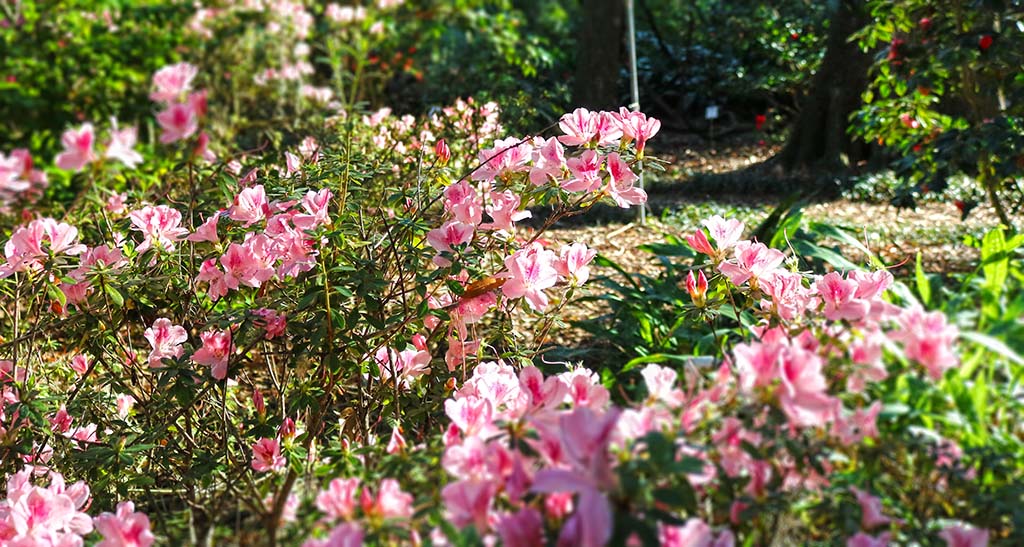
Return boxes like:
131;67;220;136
625;0;645;225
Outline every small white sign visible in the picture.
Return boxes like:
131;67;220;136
705;105;719;120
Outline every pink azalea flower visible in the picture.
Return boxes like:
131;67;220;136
304;522;364;547
558;107;599;146
254;308;287;339
361;478;413;520
501;242;559;311
55;123;97;171
835;401;882;445
777;346;836;427
605;152;646;208
105;119;143;168
0;218;86;277
816;272;870;321
70;354;89;376
718;241;785;287
444;396;494;437
555;242;597;285
143;318;187;368
529;137;566;186
106;193;128;214
659;518;734;547
292;188;333;230
251;437;286;472
473;137;531;182
442;480;494;533
229;184;270;226
386;426;407;454
939;523;989;547
93;501;155;547
316;478;361;521
562;149;603;193
426;221;475;259
495;508;544;547
187;214;219;243
851;486;894;530
640;364;684;407
615;108;661;154
129;205;190;252
116;394;135;419
156;102;199;144
150;62;198;103
443;180;483;225
191;328;234;380
484;189;531;232
704;215;745;250
891;306;959;380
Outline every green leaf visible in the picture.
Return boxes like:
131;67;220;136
915;252;931;306
621;353;693;373
959;331;1024;366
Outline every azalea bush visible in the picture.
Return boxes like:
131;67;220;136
1;4;1022;546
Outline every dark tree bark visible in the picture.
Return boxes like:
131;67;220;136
573;0;624;110
776;0;875;172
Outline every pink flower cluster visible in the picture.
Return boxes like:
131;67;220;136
0;148;47;212
53;118;143;172
196;186;333;300
0;467;154;547
151;63;213;159
305;477;413;546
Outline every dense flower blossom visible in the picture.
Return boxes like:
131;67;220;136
55;123;98;171
0;218;86;278
0;467;93;545
93;501;155;547
129;205;190;252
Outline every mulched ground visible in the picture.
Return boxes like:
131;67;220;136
518;140;1021;352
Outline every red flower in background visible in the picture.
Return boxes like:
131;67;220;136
979;34;993;50
755;114;767;131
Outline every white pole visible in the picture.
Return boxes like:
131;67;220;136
625;0;645;225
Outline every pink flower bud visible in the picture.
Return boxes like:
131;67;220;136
435;139;450;165
253;388;266;417
686;270;708;307
279;417;296;440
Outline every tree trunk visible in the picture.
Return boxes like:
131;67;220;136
776;0;874;172
573;0;624;110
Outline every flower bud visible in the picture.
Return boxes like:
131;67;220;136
253;388;266;418
435;139;450;165
686;270;708;307
279;417;296;440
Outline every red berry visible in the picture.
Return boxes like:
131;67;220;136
979;35;993;50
